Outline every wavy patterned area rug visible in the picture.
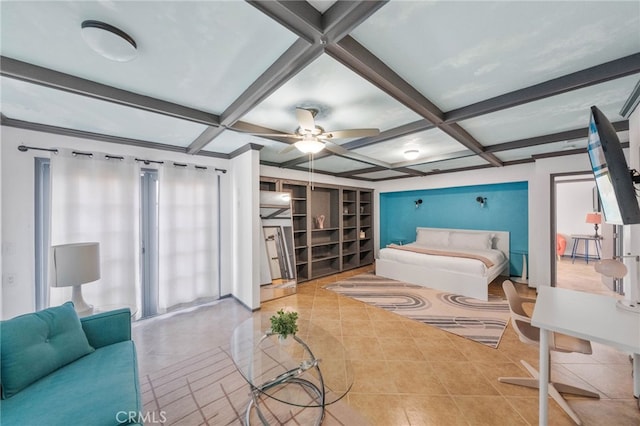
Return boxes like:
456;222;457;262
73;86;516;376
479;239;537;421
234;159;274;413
139;346;368;425
325;273;510;348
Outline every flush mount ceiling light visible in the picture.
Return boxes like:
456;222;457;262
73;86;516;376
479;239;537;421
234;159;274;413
294;134;325;154
81;20;137;62
404;149;419;160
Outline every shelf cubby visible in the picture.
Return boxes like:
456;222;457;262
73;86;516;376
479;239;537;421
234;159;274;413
261;177;375;282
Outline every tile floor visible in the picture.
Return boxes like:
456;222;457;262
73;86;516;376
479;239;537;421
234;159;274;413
133;265;640;425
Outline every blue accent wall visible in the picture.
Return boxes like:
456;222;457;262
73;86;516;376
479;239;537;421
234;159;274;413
379;181;528;276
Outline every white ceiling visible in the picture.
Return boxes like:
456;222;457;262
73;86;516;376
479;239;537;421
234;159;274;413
1;1;639;181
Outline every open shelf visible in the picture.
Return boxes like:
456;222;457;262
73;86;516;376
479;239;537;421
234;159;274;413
260;178;375;282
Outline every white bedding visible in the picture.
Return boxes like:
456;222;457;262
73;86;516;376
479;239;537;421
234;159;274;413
378;243;507;277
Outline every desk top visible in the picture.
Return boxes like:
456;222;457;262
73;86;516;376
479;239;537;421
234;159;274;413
531;286;640;354
570;234;603;240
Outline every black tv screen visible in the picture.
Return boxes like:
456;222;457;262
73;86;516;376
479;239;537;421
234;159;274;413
587;105;640;225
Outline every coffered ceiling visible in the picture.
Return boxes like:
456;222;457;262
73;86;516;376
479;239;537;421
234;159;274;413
1;1;639;181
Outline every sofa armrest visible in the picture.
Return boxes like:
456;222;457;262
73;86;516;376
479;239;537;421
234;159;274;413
80;308;131;349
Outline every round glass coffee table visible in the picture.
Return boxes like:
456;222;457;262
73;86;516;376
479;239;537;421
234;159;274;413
230;317;353;425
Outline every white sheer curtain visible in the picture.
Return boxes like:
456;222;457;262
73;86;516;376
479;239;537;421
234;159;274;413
49;149;140;309
158;164;218;312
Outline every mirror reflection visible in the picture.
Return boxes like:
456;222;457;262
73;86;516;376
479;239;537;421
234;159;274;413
259;191;296;302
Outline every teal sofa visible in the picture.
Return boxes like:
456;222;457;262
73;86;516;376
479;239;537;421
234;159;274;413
0;303;142;425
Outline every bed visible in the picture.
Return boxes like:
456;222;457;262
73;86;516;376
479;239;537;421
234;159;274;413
375;227;510;301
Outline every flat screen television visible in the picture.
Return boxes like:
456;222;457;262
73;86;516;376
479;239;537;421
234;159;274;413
587;105;640;225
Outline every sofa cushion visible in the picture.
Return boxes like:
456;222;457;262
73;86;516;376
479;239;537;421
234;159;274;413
1;302;95;398
0;341;142;425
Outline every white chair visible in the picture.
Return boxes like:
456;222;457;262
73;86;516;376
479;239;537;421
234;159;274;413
498;280;599;425
594;258;628;294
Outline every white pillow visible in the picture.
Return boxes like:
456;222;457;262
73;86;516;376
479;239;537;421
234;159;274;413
415;229;450;247
449;232;493;250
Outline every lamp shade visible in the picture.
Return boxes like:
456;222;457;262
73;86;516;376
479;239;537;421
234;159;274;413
50;242;101;287
585;212;602;224
294;135;325;154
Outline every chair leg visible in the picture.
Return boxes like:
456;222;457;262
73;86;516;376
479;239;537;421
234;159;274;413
520;360;540;379
497;360;600;425
553;383;600;399
498;360;541;389
549;383;583;425
498;377;539;389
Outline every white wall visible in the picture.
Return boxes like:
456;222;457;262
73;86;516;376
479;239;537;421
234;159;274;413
556;179;599;256
232;148;261;310
624;106;639;302
0;126;232;319
529;154;595;289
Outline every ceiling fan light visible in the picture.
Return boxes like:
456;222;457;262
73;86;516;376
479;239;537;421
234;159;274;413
404;149;419;160
294;137;325;154
81;20;137;62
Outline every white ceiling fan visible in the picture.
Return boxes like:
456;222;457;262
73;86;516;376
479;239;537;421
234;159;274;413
249;107;380;154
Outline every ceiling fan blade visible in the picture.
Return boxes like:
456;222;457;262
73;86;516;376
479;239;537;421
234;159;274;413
322;128;380;139
296;108;316;133
323;141;349;155
279;144;299;154
248;133;300;138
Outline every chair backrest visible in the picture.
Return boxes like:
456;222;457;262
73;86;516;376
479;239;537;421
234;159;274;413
502;280;593;355
594;259;628;279
502;280;540;346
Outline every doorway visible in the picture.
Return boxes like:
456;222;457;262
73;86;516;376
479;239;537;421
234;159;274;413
552;172;617;294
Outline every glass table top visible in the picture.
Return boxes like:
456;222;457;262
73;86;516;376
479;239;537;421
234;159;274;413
230;316;353;408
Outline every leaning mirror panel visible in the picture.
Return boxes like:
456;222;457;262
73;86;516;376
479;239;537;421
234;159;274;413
260;191;296;302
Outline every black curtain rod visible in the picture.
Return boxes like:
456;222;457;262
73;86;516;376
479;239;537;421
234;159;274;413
17;144;227;173
17;144;58;153
135;158;164;165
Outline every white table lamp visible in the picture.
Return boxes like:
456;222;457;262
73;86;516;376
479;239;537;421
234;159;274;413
51;242;100;314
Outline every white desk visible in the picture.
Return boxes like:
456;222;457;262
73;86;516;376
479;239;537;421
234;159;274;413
531;286;640;425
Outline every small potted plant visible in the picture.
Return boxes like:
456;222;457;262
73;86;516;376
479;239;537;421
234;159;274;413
269;309;299;342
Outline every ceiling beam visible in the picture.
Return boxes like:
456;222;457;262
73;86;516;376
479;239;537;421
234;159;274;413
0;56;221;127
486;120;629;153
1;115;234;157
247;0;323;43
532;147;586;160
326;36;443;125
335;166;385;178
341;119;435;150
417;164;494;177
188;39;323;153
322;1;388;43
326;37;503;167
188;2;387;154
620;78;640;118
444;53;640;124
438;123;502;166
227;120;299;145
391;149;475;169
391;167;427;177
331;148;392;169
220;39;322;126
